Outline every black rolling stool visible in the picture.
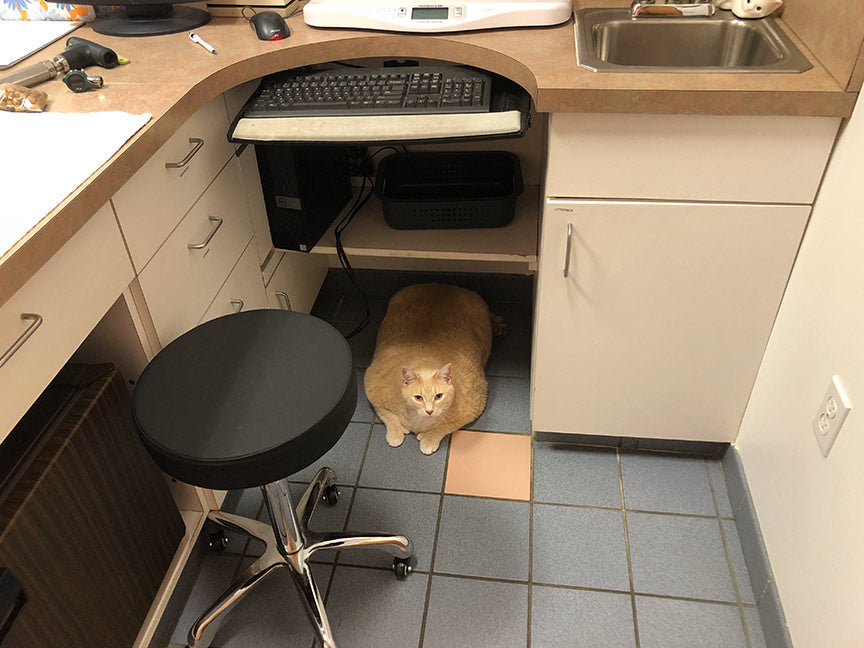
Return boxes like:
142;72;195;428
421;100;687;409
133;310;415;648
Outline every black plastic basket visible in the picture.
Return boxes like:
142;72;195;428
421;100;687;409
374;151;524;230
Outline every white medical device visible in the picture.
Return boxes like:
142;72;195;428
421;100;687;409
303;0;572;33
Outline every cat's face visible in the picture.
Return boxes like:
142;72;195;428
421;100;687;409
729;0;782;18
401;364;454;418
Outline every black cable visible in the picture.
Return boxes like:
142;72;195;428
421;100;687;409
334;173;375;339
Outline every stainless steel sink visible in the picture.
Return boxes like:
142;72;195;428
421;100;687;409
575;8;812;73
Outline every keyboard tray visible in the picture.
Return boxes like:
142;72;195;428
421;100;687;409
228;66;531;145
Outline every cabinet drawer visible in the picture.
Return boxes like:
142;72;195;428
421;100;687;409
0;203;134;439
112;96;235;272
546;113;839;204
138;159;255;346
200;239;268;324
265;249;328;313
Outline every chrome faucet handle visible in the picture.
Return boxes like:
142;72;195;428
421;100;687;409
630;0;715;17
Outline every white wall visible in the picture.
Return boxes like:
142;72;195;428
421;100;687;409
736;93;864;647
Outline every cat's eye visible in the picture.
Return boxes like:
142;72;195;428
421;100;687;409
414;395;423;401
434;393;443;400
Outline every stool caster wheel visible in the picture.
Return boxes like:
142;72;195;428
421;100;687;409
322;483;340;506
393;556;415;580
207;529;229;552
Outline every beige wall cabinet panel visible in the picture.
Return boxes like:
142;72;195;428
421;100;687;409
545;113;839;204
531;199;809;442
200;239;268;324
265;249;329;313
0;203;134;440
236;143;272;265
112;97;235;273
138;160;255;346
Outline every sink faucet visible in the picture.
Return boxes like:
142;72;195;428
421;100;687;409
630;0;716;17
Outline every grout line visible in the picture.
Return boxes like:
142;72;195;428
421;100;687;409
617;448;641;648
706;460;752;648
416;434;452;648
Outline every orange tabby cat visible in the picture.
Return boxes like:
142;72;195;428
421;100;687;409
364;284;493;454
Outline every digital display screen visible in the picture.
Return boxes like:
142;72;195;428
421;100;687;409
412;7;448;19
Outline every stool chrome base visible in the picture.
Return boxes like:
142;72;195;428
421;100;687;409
186;467;414;648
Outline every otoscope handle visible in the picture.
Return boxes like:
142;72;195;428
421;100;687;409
63;37;120;70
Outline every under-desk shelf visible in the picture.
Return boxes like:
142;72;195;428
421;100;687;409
312;185;539;274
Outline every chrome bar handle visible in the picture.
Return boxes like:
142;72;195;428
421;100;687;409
0;313;43;369
165;137;204;169
230;299;244;313
187;216;223;250
275;291;292;311
563;222;574;278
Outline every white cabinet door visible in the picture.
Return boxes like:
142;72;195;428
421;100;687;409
531;199;809;442
265;250;328;313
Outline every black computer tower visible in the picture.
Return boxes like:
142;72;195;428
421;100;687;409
255;144;353;252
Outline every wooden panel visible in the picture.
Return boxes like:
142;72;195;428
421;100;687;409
532;200;809;441
0;203;134;441
546;113;839;204
0;366;183;647
781;0;864;90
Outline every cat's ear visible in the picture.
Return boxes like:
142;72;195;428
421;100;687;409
436;364;452;384
401;367;416;385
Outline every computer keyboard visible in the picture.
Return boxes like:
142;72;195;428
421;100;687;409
244;66;492;118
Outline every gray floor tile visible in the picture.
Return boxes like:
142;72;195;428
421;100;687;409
709;460;734;517
627;512;736;602
744;606;767;648
169;552;246;645
324;565;428;648
352;369;376;423
635;596;748;648
241;486;353;562
532;504;630;591
342;488;440;571
621;452;716;515
423;576;529;648
216;562;332;648
531;585;637;648
466;376;531;434
358;424;448;491
722;519;756;604
533;443;622;509
288;422;371;485
434;495;530;581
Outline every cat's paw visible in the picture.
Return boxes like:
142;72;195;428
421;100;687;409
386;431;406;447
419;436;441;455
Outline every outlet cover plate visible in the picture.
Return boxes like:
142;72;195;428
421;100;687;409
812;375;852;457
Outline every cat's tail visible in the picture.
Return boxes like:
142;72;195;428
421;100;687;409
490;313;508;337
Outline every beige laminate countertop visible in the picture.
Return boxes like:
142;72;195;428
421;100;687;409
0;15;856;308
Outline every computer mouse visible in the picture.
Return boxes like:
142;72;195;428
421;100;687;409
250;11;290;41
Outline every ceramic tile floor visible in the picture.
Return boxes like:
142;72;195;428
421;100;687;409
168;279;767;648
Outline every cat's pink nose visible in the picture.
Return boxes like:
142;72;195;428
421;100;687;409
426;409;433;415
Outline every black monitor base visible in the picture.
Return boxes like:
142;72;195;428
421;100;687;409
92;5;211;37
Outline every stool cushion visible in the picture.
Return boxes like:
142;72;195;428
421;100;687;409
133;310;356;490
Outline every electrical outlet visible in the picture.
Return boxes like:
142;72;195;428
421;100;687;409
812;375;852;457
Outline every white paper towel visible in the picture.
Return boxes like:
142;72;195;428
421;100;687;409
0;110;151;259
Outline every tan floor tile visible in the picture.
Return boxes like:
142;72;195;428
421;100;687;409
445;431;532;501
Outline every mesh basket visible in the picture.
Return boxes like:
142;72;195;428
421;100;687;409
374;151;523;230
